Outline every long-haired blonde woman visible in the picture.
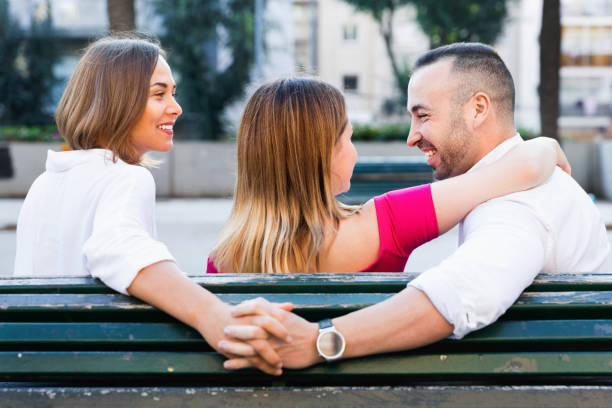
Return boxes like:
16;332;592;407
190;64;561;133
208;78;569;273
14;36;291;375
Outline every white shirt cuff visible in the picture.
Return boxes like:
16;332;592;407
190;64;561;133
409;276;470;339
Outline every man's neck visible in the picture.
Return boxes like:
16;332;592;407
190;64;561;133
473;126;517;165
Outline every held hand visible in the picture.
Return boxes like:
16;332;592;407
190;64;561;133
221;301;321;371
199;298;293;376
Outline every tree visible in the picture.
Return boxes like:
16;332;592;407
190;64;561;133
155;0;256;139
107;0;136;32
0;0;58;125
411;0;510;49
539;0;560;141
340;0;511;115
340;0;412;107
0;0;23;124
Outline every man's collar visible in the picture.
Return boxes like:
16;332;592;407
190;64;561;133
467;133;523;173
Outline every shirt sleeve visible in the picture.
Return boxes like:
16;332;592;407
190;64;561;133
409;198;548;338
83;166;175;295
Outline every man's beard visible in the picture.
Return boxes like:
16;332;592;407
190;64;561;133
434;114;473;180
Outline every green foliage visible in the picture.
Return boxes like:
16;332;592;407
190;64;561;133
0;0;59;126
340;0;412;20
155;0;256;140
517;128;538;140
411;0;510;48
0;125;61;142
352;123;410;142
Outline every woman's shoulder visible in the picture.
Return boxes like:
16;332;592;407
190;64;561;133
86;154;156;201
320;200;379;271
102;156;154;184
118;162;154;182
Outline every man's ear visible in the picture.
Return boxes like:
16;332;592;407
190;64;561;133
470;92;491;129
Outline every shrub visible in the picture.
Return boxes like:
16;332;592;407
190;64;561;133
0;125;61;142
517;128;538;140
0;0;59;126
352;124;410;142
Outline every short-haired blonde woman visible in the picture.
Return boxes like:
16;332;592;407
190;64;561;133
14;36;290;375
208;78;569;273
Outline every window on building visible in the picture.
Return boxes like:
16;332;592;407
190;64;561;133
343;75;358;91
343;24;357;41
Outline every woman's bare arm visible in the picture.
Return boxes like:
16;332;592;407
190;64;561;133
127;260;292;375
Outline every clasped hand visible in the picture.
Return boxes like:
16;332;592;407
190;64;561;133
214;298;320;375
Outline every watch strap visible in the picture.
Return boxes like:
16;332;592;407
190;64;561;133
318;318;333;330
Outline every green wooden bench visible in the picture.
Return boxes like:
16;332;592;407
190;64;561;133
1;273;612;407
338;157;434;204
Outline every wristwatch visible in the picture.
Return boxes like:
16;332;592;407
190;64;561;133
316;319;346;362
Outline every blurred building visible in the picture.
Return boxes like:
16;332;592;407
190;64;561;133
7;0;612;138
559;0;612;139
293;0;544;131
7;0;296;130
7;0;161;107
295;0;612;139
293;0;428;123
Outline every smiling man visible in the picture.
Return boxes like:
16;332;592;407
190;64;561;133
222;42;610;370
400;43;609;338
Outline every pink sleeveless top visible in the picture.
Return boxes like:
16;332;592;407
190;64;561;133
206;184;438;273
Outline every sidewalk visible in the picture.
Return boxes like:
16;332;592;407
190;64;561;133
1;198;611;277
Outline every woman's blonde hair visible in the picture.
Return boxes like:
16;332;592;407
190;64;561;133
211;78;355;273
55;35;164;165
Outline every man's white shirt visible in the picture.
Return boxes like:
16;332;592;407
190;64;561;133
409;134;610;338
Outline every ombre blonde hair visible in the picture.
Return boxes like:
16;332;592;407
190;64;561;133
55;35;164;165
210;78;357;273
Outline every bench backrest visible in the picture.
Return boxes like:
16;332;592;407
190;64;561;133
1;273;612;387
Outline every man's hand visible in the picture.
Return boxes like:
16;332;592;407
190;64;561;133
218;286;454;374
197;297;294;376
220;301;322;370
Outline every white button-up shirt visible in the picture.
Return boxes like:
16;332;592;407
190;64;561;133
410;135;610;338
14;149;175;295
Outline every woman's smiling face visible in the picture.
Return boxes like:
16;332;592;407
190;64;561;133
130;56;182;157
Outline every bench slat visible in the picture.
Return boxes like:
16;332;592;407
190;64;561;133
2;292;612;314
350;157;432;171
3;274;612;294
2;385;612;408
2;351;612;376
0;322;202;344
1;320;612;345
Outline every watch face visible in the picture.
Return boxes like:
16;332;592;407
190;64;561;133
318;331;344;357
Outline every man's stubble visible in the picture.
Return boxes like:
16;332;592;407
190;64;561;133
433;111;474;180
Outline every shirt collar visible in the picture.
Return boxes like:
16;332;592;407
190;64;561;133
467;133;523;173
45;148;119;172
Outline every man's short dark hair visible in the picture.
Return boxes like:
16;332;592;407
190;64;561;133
413;43;515;122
